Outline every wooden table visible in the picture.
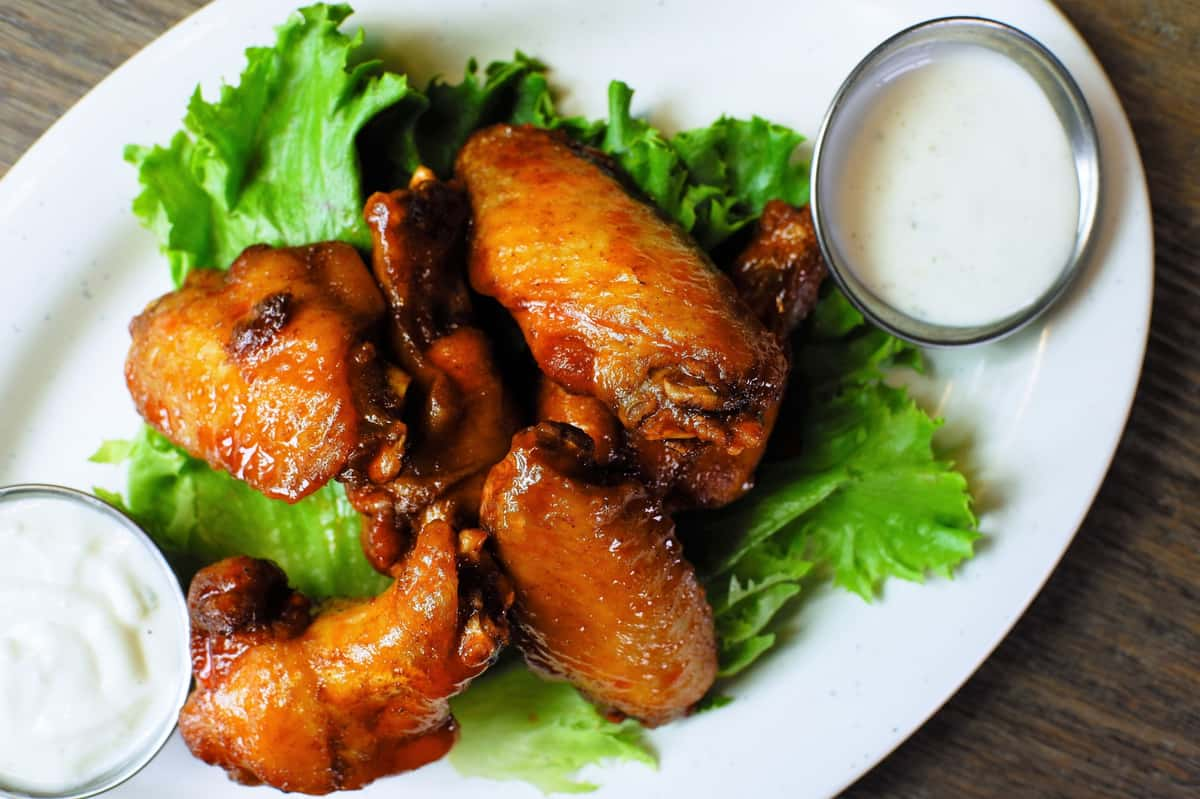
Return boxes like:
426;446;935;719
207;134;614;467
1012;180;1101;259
1;2;1195;796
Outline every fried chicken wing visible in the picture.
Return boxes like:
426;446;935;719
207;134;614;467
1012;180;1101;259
458;125;787;464
728;199;827;338
180;518;511;794
128;170;517;572
126;242;402;502
533;199;828;508
480;422;717;726
346;174;519;569
628;202;825;499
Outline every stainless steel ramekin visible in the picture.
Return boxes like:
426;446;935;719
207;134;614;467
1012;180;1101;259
0;484;190;799
810;16;1101;346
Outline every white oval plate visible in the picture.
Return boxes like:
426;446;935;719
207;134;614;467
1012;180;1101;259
0;0;1150;797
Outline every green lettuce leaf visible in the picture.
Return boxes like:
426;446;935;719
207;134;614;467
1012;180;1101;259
399;56;809;248
449;665;655;794
690;291;978;675
793;385;978;598
513;79;809;249
126;3;420;286
416;53;560;178
91;426;386;599
673;116;810;214
508;71;604;140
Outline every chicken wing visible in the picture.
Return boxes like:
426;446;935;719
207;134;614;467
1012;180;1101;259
458;125;787;467
532;198;827;507
728;199;827;339
480;422;717;726
626;201;826;499
180;517;511;794
125;242;403;502
346;174;519;569
127;171;517;570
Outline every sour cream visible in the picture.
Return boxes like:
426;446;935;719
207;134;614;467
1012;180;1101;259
0;488;188;796
828;43;1080;328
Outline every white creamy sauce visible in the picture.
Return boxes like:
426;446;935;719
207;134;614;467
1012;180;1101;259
833;45;1079;327
0;496;186;794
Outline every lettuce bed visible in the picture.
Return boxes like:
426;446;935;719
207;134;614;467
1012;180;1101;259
95;4;978;793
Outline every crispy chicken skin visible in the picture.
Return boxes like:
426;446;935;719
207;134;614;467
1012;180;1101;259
180;518;511;794
728;199;827;338
458;125;788;461
480;423;718;726
125;243;401;502
628;408;779;509
347;174;519;569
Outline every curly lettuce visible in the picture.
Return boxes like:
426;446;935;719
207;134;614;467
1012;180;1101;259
690;292;978;675
92;427;386;599
449;665;655;794
126;3;421;286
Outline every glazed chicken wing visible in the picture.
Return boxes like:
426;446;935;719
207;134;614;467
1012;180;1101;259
346;173;519;569
533;199;828;507
180;518;511;794
458;125;788;486
127;173;516;571
480;423;717;726
126;242;402;502
728;199;827;339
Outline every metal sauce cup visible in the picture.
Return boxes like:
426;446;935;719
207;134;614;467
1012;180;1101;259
0;484;190;799
810;16;1101;346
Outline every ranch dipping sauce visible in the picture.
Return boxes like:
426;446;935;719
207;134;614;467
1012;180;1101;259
0;487;188;797
832;44;1079;327
812;16;1102;345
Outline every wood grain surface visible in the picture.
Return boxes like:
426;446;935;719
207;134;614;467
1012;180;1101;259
1;1;1196;796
